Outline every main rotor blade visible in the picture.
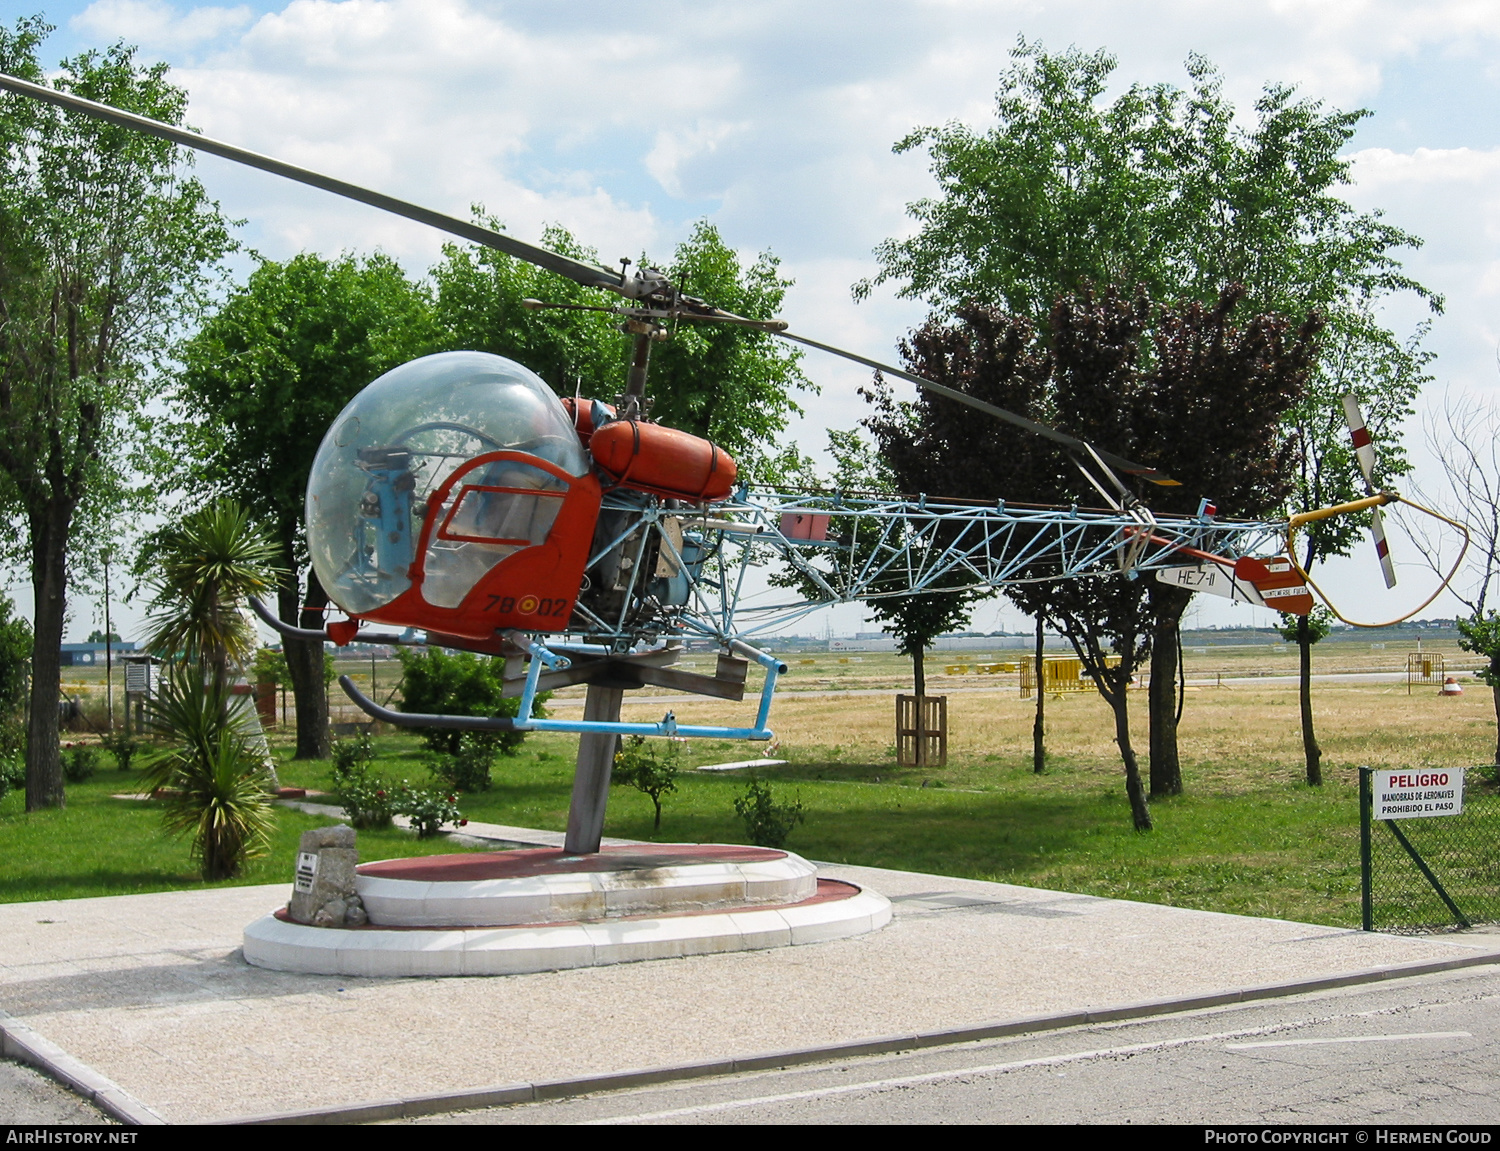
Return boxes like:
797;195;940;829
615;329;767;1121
778;330;1180;487
0;71;625;295
1340;394;1378;491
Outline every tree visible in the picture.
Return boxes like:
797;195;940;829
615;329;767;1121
1412;395;1500;768
433;218;813;479
865;305;1060;773
0;21;236;809
174;252;431;759
431;217;624;394
861;41;1433;327
861;40;1431;791
866;287;1314;824
1122;288;1319;794
808;427;984;707
611;735;680;832
1281;318;1428;785
138;499;283;693
1277;605;1332;780
142;670;274;881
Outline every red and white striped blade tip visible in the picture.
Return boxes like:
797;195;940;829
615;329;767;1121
1371;504;1397;589
1341;394;1377;491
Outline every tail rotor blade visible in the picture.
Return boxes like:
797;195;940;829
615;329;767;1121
1341;394;1377;492
1370;504;1398;589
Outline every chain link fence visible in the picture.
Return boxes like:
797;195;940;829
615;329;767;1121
1361;766;1500;933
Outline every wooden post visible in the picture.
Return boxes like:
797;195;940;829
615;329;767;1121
915;691;926;767
563;684;624;854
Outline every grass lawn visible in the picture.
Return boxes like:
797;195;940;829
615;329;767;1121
7;672;1497;925
0;768;491;905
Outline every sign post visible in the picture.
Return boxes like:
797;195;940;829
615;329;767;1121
1371;768;1465;820
1359;765;1471;931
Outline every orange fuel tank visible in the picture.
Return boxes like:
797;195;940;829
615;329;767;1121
589;419;737;503
560;396;615;446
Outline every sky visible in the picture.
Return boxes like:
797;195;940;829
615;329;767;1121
12;0;1500;641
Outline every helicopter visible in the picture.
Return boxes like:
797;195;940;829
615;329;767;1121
0;72;1468;763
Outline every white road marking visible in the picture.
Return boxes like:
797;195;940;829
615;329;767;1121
1224;1031;1471;1050
580;1021;1333;1125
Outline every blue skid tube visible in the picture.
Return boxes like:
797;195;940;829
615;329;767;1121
337;639;783;742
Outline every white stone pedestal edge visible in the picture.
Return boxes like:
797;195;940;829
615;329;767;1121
242;888;892;977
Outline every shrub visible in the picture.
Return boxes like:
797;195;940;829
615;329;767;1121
395;648;546;756
393;783;465;839
0;754;22;801
612;735;681;831
142;669;275;881
733;775;805;848
330;756;395;830
427;736;495;793
62;743;99;783
331;732;376;773
101;730;142;772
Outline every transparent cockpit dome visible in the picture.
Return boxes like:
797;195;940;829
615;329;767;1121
307;351;590;616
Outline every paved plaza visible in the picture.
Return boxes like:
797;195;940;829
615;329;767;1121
1;833;1497;1124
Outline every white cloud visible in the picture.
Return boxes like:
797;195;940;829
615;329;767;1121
72;0;253;50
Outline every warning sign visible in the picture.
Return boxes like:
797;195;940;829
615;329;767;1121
294;851;320;893
1373;768;1465;820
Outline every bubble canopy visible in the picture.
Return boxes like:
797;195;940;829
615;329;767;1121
307;351;591;617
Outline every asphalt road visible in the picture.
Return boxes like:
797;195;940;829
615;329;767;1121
0;1058;110;1125
412;964;1500;1126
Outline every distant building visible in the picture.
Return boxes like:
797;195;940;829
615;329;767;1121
60;641;137;667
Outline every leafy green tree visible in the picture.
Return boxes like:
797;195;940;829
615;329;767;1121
867;287;1314;823
0;20;236;809
1277;606;1333;782
1458;613;1500;773
431;216;625;393
861;41;1434;326
861;40;1430;792
433;218;813;479
173;252;432;760
645;221;813;477
1280;318;1429;785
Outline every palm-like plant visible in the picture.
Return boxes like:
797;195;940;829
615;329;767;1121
142;669;275;880
139;500;283;879
142;500;284;691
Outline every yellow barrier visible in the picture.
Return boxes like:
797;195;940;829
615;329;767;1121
1019;654;1119;698
1407;651;1445;694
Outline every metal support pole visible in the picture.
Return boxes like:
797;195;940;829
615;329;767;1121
1360;766;1373;931
563;684;624;854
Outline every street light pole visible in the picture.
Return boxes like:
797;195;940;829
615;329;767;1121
103;548;114;732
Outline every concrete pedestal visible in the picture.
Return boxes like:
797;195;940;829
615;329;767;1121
243;844;890;977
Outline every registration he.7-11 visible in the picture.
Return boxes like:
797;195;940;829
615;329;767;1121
1373;768;1465;819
